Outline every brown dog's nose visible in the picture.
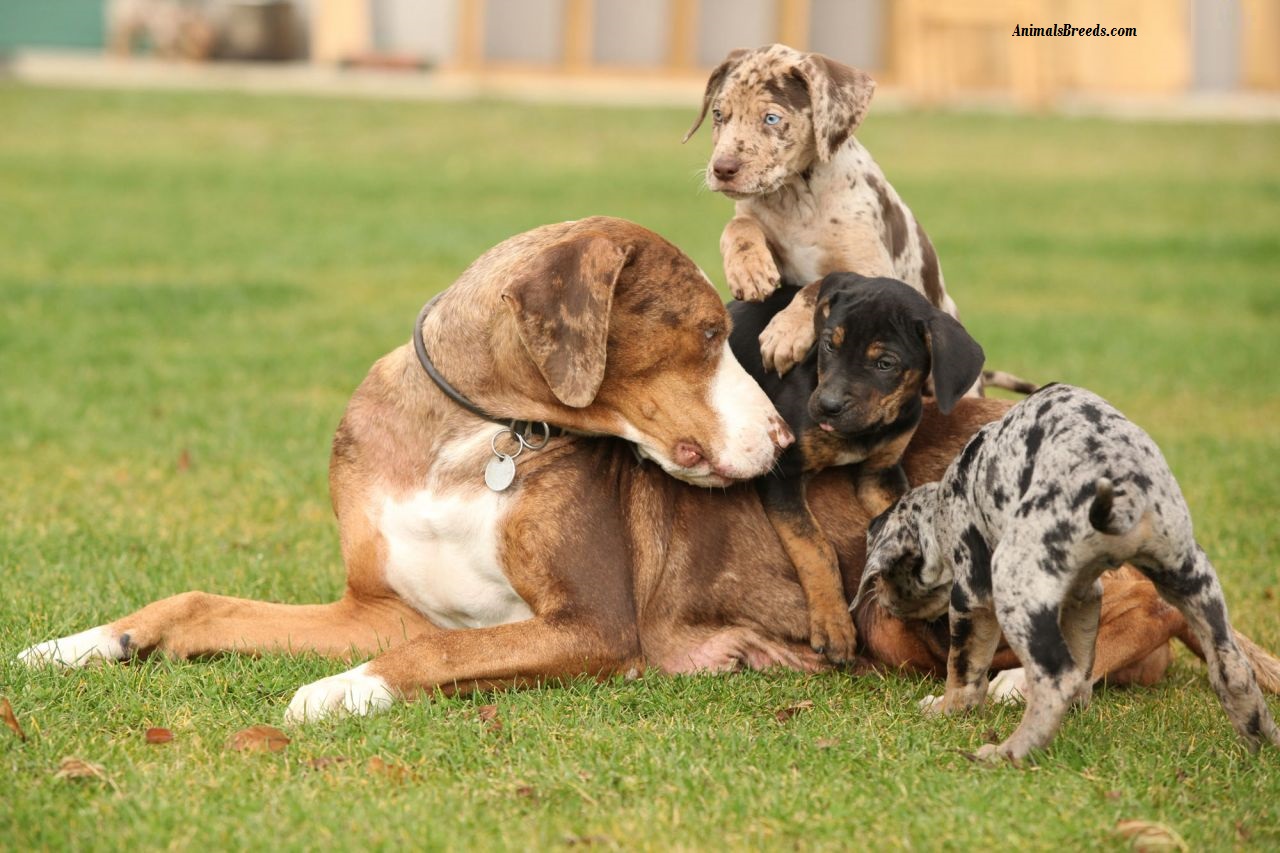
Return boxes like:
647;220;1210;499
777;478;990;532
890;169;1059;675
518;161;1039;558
712;157;741;182
673;441;706;469
769;417;795;450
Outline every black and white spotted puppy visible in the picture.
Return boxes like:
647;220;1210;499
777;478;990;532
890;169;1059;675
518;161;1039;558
858;383;1280;763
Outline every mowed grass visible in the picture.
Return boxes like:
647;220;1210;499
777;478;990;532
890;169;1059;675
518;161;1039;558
1;84;1278;850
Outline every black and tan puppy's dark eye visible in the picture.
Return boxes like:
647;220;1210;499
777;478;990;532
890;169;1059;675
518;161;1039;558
876;356;898;371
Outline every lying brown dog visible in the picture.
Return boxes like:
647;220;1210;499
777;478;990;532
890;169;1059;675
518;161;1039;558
19;218;1274;724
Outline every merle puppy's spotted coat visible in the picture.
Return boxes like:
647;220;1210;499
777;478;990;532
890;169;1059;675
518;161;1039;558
860;383;1280;763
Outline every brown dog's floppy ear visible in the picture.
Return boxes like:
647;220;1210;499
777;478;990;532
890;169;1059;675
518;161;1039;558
924;313;985;415
683;48;748;142
501;233;631;408
792;54;875;162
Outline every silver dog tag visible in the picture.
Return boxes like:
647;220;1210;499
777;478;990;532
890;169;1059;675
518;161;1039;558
484;454;516;491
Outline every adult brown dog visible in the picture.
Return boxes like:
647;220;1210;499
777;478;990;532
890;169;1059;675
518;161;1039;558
19;217;1256;721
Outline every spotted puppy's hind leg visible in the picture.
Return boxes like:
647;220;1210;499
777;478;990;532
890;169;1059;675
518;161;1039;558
975;539;1093;764
1059;579;1102;710
1140;544;1280;751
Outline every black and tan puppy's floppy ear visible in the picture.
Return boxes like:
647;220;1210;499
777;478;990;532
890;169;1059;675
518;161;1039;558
924;312;985;415
792;53;876;162
683;48;749;142
501;233;632;408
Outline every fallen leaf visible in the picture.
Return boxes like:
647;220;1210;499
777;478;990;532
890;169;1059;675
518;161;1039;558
514;783;537;800
1236;820;1251;842
176;448;192;472
54;756;116;791
563;834;612;846
1105;790;1123;800
774;699;815;723
306;756;349;770
815;738;840;749
228;724;290;753
366;755;413;782
144;727;173;744
477;704;503;734
1;698;26;741
1115;820;1188;852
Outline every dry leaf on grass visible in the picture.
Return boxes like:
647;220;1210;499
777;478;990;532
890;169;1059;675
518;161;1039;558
176;448;192;472
477;704;503;734
814;738;839;749
306;756;350;770
366;756;414;782
54;757;119;792
563;834;612;846
144;727;174;744
228;724;290;753
1;698;26;741
1115;820;1188;852
774;699;815;723
513;783;538;800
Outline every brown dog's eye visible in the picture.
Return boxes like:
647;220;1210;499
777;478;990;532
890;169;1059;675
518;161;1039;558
712;109;723;123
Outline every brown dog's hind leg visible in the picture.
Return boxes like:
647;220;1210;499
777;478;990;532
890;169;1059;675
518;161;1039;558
18;591;437;666
1090;566;1181;686
758;475;858;663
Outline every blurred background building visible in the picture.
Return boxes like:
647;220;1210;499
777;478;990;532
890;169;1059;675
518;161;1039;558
2;0;1277;106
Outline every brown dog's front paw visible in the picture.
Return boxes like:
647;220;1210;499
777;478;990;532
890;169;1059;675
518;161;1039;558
809;612;858;665
759;307;816;376
725;247;780;302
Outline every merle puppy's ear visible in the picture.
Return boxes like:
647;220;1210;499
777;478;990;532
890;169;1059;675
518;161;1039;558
501;232;632;408
792;54;876;162
684;48;749;142
924;312;985;415
854;504;902;613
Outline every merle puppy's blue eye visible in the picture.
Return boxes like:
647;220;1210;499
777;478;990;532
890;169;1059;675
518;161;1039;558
764;113;781;125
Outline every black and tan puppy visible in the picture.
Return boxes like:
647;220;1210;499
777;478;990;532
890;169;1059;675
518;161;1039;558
729;273;985;662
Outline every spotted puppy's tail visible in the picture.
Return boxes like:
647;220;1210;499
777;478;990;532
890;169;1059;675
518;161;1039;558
982;369;1038;395
1087;478;1146;535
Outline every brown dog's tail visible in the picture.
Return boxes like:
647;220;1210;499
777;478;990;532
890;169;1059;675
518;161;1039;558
1232;629;1280;694
982;369;1038;395
1175;624;1280;694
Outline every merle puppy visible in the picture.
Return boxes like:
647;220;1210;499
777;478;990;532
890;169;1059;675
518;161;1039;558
858;383;1280;763
729;272;985;663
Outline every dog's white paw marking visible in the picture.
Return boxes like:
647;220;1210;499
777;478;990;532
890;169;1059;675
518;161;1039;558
18;626;127;668
919;693;945;714
989;668;1028;704
284;663;395;724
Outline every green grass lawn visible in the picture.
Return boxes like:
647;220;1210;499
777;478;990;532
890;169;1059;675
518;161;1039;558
2;84;1278;850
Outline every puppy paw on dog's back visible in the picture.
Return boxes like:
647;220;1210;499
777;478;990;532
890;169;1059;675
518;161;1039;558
759;305;816;376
